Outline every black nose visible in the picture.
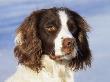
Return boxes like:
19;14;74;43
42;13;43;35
62;38;74;47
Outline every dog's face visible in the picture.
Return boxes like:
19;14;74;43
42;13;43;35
39;9;78;60
14;7;91;72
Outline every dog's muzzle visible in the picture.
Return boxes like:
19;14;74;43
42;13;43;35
50;38;76;61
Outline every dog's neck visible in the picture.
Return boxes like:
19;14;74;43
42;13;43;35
16;55;74;82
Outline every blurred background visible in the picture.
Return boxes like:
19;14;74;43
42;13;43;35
0;0;110;82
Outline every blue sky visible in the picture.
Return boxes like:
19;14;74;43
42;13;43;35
0;0;110;82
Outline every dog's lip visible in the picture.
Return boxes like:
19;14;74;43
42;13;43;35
49;55;61;60
49;54;70;61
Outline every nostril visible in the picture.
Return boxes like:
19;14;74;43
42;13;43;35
67;42;71;46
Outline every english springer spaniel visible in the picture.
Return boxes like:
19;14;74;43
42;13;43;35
6;7;92;82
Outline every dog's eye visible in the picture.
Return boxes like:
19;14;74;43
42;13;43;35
45;26;57;32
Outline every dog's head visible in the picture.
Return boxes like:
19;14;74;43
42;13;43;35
14;7;91;72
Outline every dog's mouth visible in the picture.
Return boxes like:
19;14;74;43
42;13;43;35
49;48;74;61
49;52;75;61
49;54;63;61
49;54;68;61
49;45;75;61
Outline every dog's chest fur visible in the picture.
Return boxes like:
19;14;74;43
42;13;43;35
6;55;74;82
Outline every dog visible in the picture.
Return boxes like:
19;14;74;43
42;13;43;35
6;7;92;82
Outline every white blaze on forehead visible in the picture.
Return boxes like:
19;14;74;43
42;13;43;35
54;10;73;56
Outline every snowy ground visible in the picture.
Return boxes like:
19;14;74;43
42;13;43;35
0;0;110;82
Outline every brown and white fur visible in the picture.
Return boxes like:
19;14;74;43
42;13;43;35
6;7;92;82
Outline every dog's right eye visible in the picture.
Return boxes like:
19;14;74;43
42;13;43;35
45;26;57;32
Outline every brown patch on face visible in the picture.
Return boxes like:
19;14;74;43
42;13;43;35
38;8;61;55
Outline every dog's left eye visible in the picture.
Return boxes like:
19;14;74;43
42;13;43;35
45;26;57;32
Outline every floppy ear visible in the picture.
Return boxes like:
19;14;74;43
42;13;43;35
14;11;43;72
69;12;92;70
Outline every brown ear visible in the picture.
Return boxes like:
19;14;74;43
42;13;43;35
78;16;92;68
14;11;43;72
77;29;92;70
69;12;92;70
